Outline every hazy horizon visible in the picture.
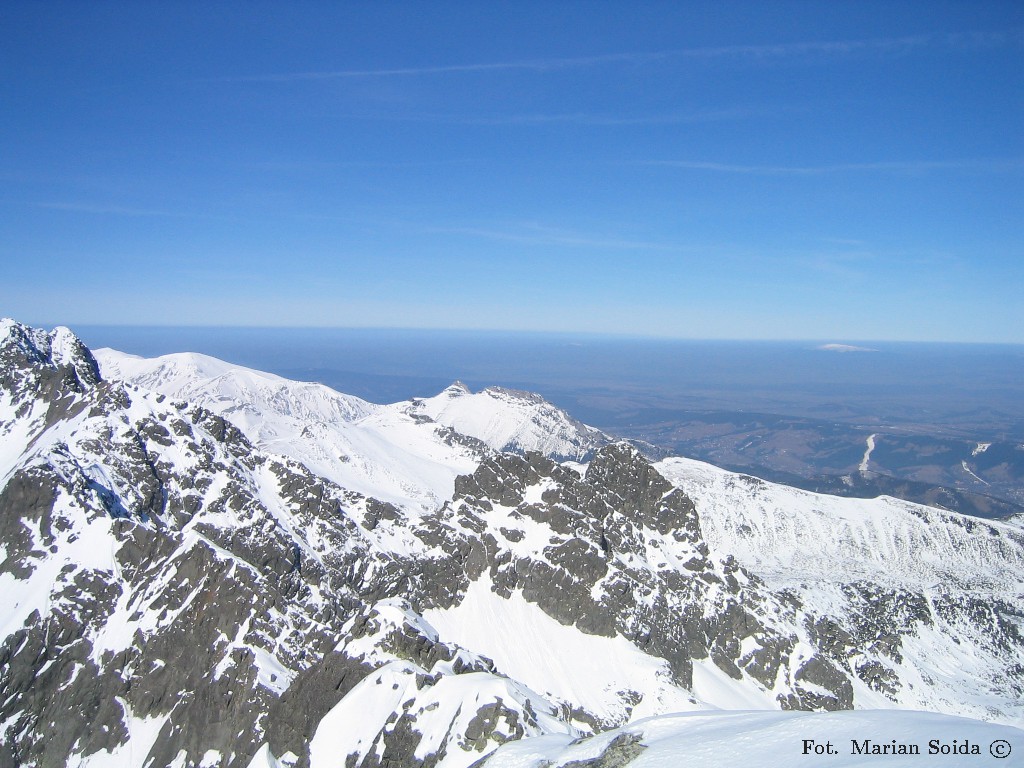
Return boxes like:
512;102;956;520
19;320;1024;349
66;323;1024;434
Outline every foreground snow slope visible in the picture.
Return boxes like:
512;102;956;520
479;709;1023;768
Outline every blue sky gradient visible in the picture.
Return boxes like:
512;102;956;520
2;1;1022;341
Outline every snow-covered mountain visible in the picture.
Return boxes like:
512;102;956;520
657;456;1023;590
404;380;607;461
2;320;1022;768
94;349;609;513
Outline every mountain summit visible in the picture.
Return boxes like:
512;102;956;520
1;321;1021;768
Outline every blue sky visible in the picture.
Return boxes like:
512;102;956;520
2;1;1022;341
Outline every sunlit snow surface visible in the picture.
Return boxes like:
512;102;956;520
412;381;606;459
481;709;1023;768
656;456;1024;590
95;350;604;514
423;578;704;726
657;456;1024;722
94;348;470;510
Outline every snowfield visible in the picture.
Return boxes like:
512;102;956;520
480;709;1023;768
95;349;608;513
656;456;1024;590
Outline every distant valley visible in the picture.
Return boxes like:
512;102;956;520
589;407;1024;519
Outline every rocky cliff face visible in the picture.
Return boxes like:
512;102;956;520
1;320;1021;768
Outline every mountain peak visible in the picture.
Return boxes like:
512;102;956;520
0;318;100;390
442;380;471;396
411;381;610;462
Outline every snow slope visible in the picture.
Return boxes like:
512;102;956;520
95;351;607;513
409;381;608;461
657;455;1024;723
480;709;1023;767
95;349;481;511
423;578;702;728
656;456;1024;590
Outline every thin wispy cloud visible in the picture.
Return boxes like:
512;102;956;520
819;237;869;247
34;202;244;221
411;107;759;126
279;106;765;127
675;35;929;61
36;202;190;217
645;158;1024;175
229;34;935;83
944;27;1024;50
427;223;682;251
231;53;652;82
799;252;872;281
248;158;479;172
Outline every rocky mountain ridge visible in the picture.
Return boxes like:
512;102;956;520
1;320;1021;768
